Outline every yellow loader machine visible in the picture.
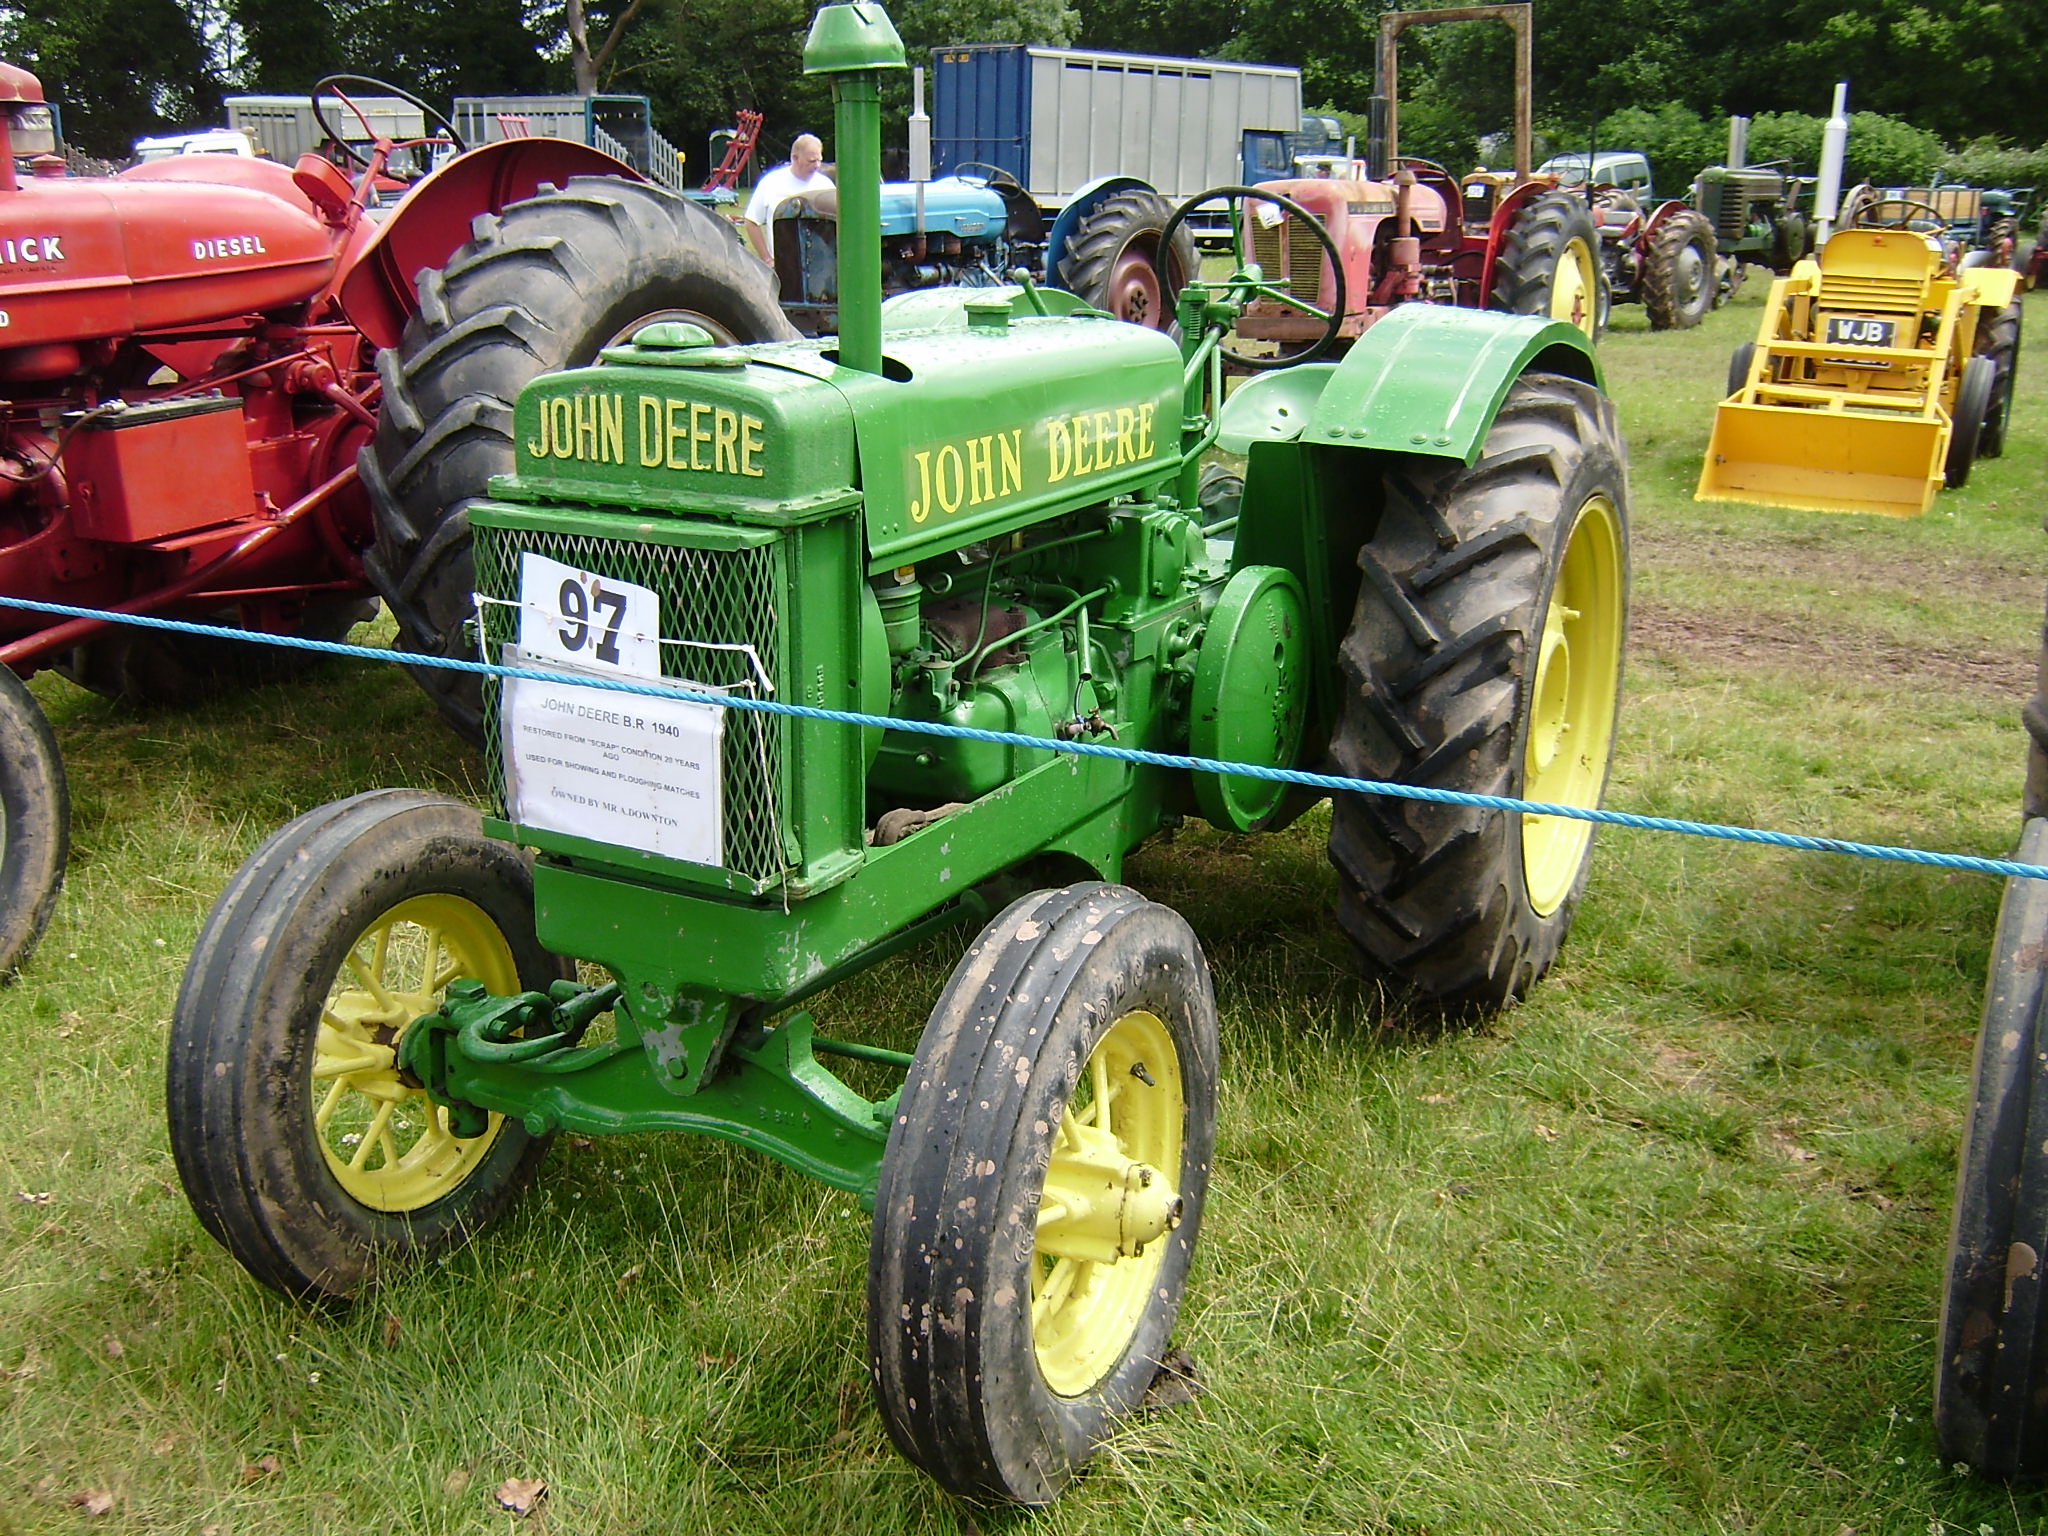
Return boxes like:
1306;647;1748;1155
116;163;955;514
1697;198;2022;517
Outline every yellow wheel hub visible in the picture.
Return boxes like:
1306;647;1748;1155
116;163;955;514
312;893;517;1212
1521;494;1624;916
1031;1008;1185;1398
1549;237;1598;338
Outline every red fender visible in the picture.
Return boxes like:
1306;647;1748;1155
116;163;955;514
337;138;646;351
1639;199;1693;240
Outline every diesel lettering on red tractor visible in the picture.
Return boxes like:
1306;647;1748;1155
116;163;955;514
0;235;62;263
190;235;270;260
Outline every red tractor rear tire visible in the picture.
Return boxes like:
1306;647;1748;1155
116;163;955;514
1641;209;1718;330
1491;191;1604;340
362;178;797;743
0;667;67;980
53;599;373;706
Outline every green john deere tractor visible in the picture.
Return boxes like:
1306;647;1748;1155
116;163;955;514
166;0;1632;1503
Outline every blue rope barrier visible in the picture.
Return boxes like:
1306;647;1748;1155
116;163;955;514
7;592;2045;883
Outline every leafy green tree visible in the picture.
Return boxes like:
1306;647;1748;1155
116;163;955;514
1;0;219;155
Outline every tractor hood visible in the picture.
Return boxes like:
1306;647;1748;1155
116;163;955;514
496;306;1182;571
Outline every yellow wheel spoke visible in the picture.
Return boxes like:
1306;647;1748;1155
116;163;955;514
313;892;520;1214
1091;1051;1112;1135
314;1078;347;1132
343;936;400;1013
349;1100;395;1170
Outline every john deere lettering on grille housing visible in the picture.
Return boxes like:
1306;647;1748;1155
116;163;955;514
526;391;769;476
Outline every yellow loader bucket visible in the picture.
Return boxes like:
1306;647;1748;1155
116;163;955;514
1697;398;1948;518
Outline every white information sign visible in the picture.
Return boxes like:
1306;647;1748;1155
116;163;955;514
518;551;661;678
500;554;725;866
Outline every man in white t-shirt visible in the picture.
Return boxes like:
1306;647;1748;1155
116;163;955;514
742;134;835;263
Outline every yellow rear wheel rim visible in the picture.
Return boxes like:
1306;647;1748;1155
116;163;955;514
312;894;518;1212
1031;1009;1184;1398
1521;494;1625;916
1549;236;1598;337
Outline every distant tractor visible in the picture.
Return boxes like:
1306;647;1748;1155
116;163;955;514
0;67;790;971
166;0;1631;1506
1691;163;1816;304
1534;150;1720;330
1190;3;1605;366
762;162;1197;335
1698;195;2021;516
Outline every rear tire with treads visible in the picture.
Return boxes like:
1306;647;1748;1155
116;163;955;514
0;667;67;979
55;599;374;706
1642;208;1717;330
1977;301;2022;459
1937;814;2048;1477
1052;190;1196;333
1327;373;1629;1016
362;177;797;743
1491;191;1603;341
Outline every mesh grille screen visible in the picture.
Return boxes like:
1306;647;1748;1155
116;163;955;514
473;524;790;884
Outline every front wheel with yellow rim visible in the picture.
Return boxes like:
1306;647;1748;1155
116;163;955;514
167;789;563;1301
1329;372;1629;1016
866;884;1218;1505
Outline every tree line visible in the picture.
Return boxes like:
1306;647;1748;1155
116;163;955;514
6;0;2045;196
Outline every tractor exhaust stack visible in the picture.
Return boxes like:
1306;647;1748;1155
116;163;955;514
804;1;906;377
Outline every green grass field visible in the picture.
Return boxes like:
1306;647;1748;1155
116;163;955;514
4;276;2048;1534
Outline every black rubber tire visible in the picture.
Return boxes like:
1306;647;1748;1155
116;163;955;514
868;883;1219;1504
53;599;375;706
1945;355;1996;489
1491;191;1603;340
1727;341;1758;399
0;667;67;980
1642;209;1717;330
362;177;798;743
167;789;564;1301
1327;374;1630;1016
1937;815;2048;1478
1051;189;1197;333
1978;301;2022;460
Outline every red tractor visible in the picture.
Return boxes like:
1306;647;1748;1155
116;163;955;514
0;67;792;974
1165;4;1603;370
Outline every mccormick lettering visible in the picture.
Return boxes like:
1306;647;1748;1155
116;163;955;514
523;391;766;477
0;235;63;263
192;235;268;259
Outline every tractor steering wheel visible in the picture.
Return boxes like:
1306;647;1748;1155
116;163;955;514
949;160;1022;190
1161;186;1346;371
1847;194;1945;231
310;75;467;173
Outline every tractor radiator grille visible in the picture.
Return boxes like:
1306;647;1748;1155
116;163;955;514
473;523;790;886
1249;213;1327;302
1816;273;1926;315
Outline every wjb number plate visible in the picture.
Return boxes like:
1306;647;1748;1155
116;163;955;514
1824;316;1895;346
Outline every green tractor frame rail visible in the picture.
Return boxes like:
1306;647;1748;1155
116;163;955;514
167;0;1632;1503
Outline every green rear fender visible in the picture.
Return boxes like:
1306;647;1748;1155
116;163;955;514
1218;305;1600;463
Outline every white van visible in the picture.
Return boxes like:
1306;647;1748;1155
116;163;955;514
132;129;260;162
